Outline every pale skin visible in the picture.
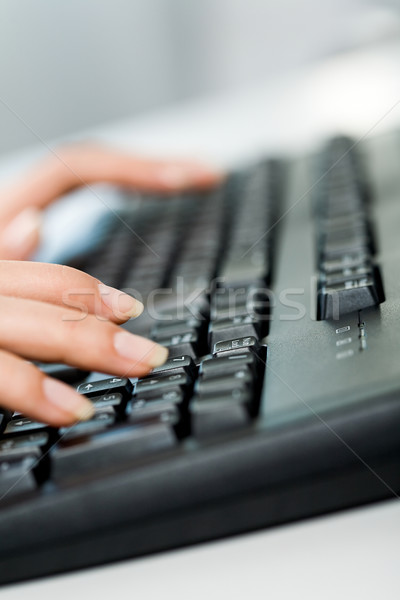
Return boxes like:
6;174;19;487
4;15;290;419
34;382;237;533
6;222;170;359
0;145;222;427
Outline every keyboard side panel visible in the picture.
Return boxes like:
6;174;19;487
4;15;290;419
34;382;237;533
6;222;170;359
261;131;400;428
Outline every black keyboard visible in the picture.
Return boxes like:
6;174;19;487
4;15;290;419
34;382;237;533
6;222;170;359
1;134;400;585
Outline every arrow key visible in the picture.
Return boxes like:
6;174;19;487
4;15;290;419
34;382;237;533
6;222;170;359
4;416;48;436
77;377;133;415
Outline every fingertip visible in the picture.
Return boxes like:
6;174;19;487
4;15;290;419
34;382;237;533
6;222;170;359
113;330;168;370
42;377;95;425
1;208;42;260
98;283;144;322
156;162;225;192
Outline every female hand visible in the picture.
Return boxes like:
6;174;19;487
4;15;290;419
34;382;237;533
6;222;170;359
0;261;168;426
0;144;222;260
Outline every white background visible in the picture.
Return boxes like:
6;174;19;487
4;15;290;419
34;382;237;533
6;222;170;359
0;0;399;155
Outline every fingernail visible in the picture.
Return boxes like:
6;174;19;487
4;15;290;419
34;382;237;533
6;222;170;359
114;331;168;367
43;377;94;421
98;283;144;319
2;208;41;250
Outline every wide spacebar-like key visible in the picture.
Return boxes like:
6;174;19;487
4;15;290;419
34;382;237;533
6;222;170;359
51;421;177;482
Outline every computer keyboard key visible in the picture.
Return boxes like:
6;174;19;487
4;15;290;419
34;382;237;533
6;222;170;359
0;410;12;434
58;408;116;441
323;265;372;286
209;315;263;346
0;431;49;452
129;397;180;426
211;291;270;322
196;371;253;395
211;284;267;309
77;377;133;407
321;251;370;273
200;353;257;377
191;387;254;438
151;317;203;337
135;372;191;396
0;449;42;499
52;421;177;482
317;267;385;320
89;393;125;411
219;252;268;287
213;335;259;356
4;416;48;436
36;363;90;384
155;331;201;358
149;355;197;378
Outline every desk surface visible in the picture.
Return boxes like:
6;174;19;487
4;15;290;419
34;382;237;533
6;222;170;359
2;499;399;600
1;41;400;597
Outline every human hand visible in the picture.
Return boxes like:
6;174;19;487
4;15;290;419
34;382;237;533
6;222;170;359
0;144;223;260
0;261;168;426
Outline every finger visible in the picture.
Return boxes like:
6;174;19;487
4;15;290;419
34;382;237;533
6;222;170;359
0;262;144;324
0;208;41;261
0;294;168;378
53;145;225;193
0;145;224;260
0;349;94;426
0;145;224;218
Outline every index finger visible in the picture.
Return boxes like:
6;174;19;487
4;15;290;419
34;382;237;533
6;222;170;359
0;145;224;222
0;261;144;324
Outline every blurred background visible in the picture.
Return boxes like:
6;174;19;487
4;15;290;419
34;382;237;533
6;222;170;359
0;0;399;157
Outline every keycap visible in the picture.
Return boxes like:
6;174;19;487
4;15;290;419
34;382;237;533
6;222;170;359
209;314;263;347
200;353;257;377
77;377;133;414
88;393;124;410
191;387;254;439
0;431;49;452
135;373;191;396
129;395;181;426
0;410;12;434
58;408;116;441
77;377;133;399
321;251;370;273
51;421;177;482
149;355;197;378
196;371;253;395
0;449;42;498
219;251;268;286
321;236;370;258
323;265;372;286
213;336;259;356
36;363;90;384
151;317;203;337
155;331;201;358
4;416;48;436
211;287;270;321
317;267;385;320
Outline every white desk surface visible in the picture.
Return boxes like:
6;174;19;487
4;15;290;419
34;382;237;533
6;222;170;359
3;500;399;600
1;41;400;597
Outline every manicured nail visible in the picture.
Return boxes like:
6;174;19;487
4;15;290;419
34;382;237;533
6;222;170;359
98;283;144;319
114;331;168;367
43;377;95;421
2;208;41;250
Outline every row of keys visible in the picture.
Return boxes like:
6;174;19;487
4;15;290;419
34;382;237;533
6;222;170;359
0;162;275;498
0;335;267;499
315;137;385;320
192;338;266;437
144;161;273;434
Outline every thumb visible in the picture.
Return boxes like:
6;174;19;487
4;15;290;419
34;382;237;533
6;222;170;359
0;207;41;260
